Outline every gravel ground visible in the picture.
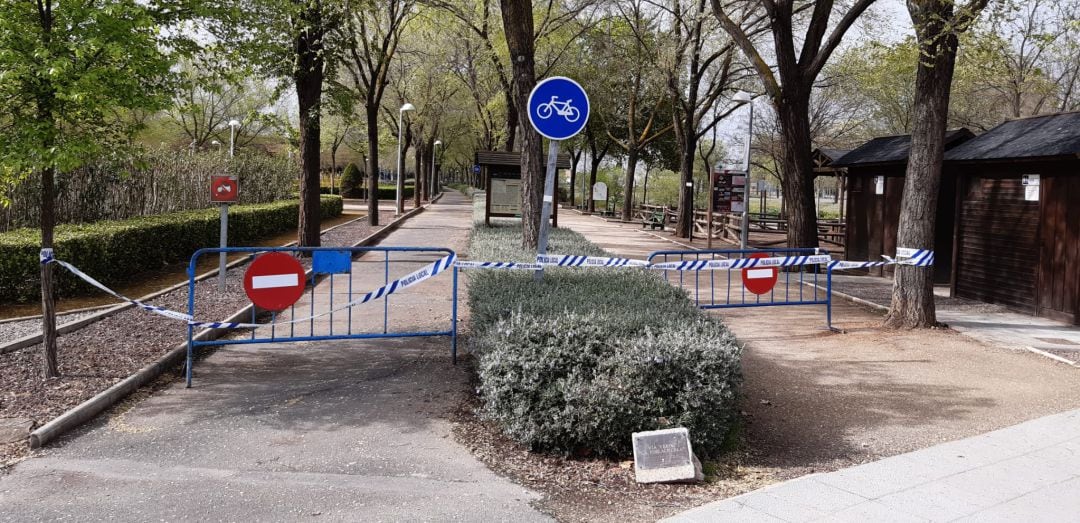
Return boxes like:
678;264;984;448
0;309;108;344
0;211;395;467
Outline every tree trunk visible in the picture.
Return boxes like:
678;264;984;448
294;4;324;248
886;6;961;329
40;164;59;378
504;91;518;151
621;147;639;221
774;95;819;248
365;104;380;226
500;0;543;249
568;152;579;208
674;132;697;238
588;157;601;213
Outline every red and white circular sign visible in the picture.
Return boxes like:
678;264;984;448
243;252;306;311
742;252;778;295
211;175;239;203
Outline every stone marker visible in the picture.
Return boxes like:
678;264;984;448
631;427;703;484
0;418;33;444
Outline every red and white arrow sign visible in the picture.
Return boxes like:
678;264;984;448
243;253;306;311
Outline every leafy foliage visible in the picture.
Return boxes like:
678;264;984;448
0;196;342;303
1;150;299;232
340;162;364;198
0;0;174;180
466;197;741;457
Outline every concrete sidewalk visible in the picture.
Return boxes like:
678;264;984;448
0;191;550;522
665;408;1080;522
828;274;1080;364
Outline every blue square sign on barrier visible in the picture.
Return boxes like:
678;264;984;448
312;250;352;274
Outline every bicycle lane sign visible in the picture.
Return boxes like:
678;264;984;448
527;76;590;141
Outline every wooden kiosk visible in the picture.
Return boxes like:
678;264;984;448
476;150;571;226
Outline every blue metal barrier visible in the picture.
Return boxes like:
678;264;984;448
647;248;834;329
185;246;458;387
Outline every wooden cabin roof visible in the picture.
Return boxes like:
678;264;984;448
832;129;974;168
945;111;1080;163
475;150;572;169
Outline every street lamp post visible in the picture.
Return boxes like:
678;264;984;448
431;140;442;200
396;103;415;215
732;91;754;250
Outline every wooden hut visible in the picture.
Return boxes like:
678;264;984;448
831;129;974;282
475;150;571;226
944;112;1080;324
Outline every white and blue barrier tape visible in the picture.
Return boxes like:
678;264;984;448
453;260;543;270
454;250;935;272
43;252;457;330
536;254;651;267
43;246;931;329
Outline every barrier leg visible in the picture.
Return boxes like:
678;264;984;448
185;330;194;388
451;267;459;365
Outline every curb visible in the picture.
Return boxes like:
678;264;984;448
28;304;255;449
24;201;436;449
0;213;369;356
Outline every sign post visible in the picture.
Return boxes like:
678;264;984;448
528;76;590;281
210;176;239;290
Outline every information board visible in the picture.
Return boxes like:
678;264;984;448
711;170;746;213
489;177;521;215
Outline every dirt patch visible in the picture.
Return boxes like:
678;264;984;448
451;382;778;523
0;211;395;466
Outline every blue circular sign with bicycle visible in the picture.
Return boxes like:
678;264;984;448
527;76;590;141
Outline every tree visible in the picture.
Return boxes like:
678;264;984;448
202;0;342;247
0;0;174;377
711;0;877;247
602;3;674;223
886;0;989;329
660;0;748;237
170;63;283;150
499;0;545;248
339;0;414;223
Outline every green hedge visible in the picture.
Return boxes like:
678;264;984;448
466;198;742;458
0;196;343;303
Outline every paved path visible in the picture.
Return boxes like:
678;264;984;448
828;274;1080;364
665;408;1080;522
557;210;1080;508
0;191;550;522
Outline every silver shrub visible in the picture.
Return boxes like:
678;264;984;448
466;207;742;457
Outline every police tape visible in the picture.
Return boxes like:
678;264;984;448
454;250;936;272
43;252;457;330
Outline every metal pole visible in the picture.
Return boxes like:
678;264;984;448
580;153;587;210
707;172;714;250
741;103;753;250
229;126;235;157
395;111;403;216
218;204;228;291
535;140;560;281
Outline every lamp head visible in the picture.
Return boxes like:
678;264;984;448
228;119;241;128
400;103;415;112
732;91;753;104
434;140;442;146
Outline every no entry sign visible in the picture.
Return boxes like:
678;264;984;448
742;252;778;295
243;252;306;311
